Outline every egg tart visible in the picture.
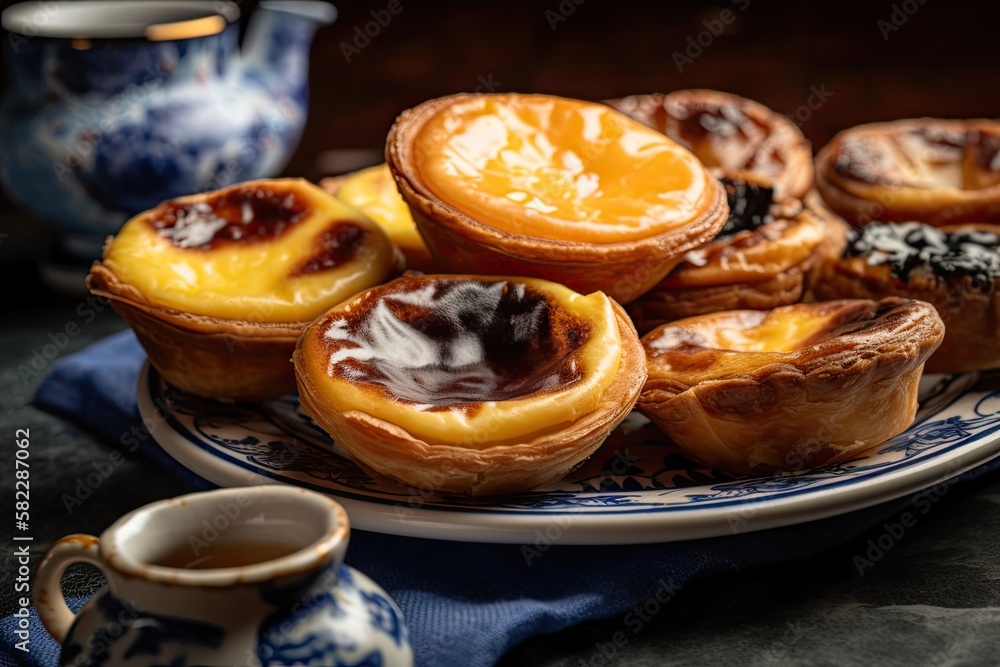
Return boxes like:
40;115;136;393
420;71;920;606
322;164;437;273
386;93;728;305
639;299;944;474
815;118;1000;227
293;274;646;496
605;90;814;200
812;221;1000;373
626;175;830;333
87;178;395;401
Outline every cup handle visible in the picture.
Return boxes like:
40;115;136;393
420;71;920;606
35;535;109;644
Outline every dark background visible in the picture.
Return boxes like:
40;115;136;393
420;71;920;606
1;0;998;307
3;0;1000;184
292;0;1000;179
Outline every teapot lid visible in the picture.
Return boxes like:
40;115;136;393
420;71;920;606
2;1;239;40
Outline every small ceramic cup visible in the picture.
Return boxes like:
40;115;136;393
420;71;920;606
35;486;413;667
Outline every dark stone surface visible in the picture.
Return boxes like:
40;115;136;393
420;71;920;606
2;263;999;666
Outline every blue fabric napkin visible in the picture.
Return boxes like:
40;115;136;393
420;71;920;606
6;331;1000;667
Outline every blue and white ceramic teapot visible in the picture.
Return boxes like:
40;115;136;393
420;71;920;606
35;486;413;666
0;1;335;255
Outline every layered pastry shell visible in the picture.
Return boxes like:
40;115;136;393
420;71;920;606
638;299;944;474
815;118;1000;226
627;176;836;333
812;221;1000;373
605;89;814;200
88;179;395;402
293;274;646;496
386;93;729;304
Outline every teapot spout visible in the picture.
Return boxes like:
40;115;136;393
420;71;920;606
242;1;336;101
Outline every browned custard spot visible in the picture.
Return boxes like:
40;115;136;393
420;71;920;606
317;278;591;413
149;182;309;250
649;301;900;368
835;126;1000;190
290;222;369;277
673;103;767;148
794;300;900;349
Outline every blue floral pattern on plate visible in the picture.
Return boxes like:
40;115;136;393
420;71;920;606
140;365;1000;543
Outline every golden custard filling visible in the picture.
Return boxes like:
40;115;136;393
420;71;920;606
701;309;836;353
645;307;855;387
414;94;712;244
104;179;395;323
335;164;427;256
301;276;622;447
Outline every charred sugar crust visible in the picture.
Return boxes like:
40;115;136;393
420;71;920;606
844;222;1000;290
290;222;370;277
813;219;1000;374
293;276;648;496
313;276;590;407
148;182;309;250
604;89;814;200
716;175;776;239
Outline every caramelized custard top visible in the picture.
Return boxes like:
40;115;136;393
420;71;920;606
715;176;775;239
148;182;309;250
316;277;591;406
831;121;1000;190
412;94;712;244
643;299;938;387
103;178;395;323
289;222;370;277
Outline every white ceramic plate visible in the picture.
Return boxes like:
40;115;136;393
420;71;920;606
138;362;1000;544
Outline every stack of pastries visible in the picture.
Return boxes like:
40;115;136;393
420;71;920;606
91;89;1000;494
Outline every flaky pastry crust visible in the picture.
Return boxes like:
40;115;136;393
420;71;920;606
815;118;1000;226
294;279;647;496
627;195;829;333
605;89;814;200
385;93;729;304
88;263;301;402
638;299;944;475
